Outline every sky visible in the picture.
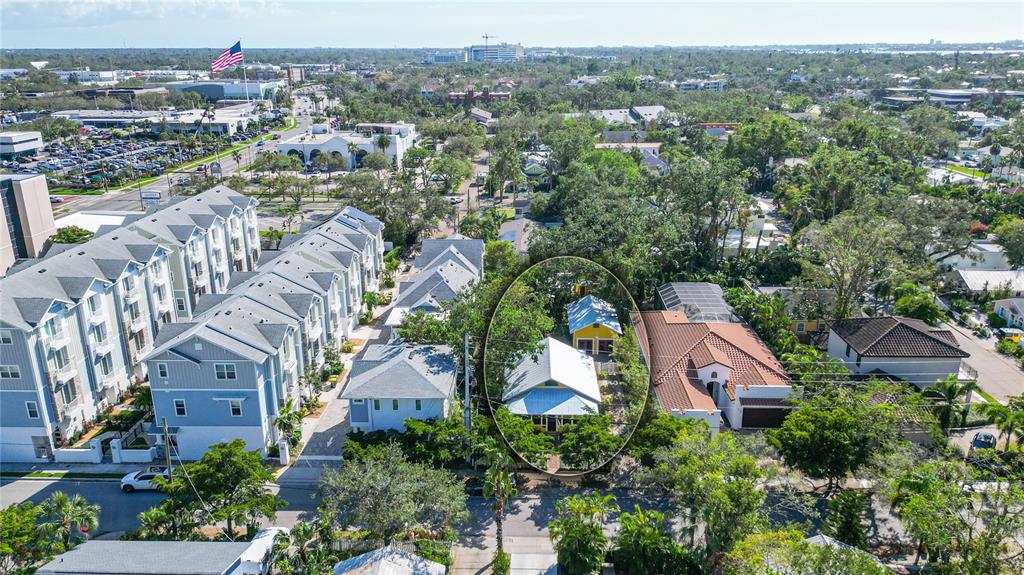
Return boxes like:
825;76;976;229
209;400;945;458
1;0;1022;50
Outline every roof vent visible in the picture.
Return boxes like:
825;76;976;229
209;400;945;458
38;268;46;273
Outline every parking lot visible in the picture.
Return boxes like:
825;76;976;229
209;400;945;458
4;124;278;193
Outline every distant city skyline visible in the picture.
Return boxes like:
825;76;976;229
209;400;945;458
1;1;1021;50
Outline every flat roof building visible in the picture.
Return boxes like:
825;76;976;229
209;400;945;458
166;79;285;101
467;42;524;62
0;131;44;160
1;174;55;276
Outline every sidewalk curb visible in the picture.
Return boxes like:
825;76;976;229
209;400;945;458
1;475;122;483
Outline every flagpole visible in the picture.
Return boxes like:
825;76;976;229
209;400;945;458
240;40;251;105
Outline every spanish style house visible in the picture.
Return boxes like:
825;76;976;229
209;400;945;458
634;310;793;433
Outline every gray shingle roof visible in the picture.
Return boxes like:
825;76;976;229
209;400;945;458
333;545;444;575
828;316;969;358
35;540;252;575
415;237;484;274
343;344;456;400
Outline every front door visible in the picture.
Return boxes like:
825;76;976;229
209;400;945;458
576;339;594;354
546;416;557;433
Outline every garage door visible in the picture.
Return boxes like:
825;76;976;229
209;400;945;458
741;407;789;429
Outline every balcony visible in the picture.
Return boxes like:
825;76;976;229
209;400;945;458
46;329;71;350
194;272;209;286
92;337;114;355
48;366;77;387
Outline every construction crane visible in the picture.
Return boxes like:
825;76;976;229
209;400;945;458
482;34;497;62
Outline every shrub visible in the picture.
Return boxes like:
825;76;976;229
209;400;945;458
996;339;1023;357
989;312;1007;329
340;341;355;353
414;539;452;567
492;550;511;575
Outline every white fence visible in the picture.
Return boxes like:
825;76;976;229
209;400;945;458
53;438;103;463
110;438;156;463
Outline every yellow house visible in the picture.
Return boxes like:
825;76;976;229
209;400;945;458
567;295;622;355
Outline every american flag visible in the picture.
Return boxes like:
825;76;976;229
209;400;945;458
210;41;243;73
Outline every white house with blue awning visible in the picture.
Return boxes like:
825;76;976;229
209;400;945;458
502;337;601;433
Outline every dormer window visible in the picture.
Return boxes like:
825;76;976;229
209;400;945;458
711;371;718;379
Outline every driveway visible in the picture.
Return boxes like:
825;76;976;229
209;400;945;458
944;322;1024;402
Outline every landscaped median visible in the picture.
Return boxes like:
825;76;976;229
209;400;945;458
0;470;124;481
947;165;986;178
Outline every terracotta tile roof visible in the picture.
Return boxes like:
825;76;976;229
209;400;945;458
632;311;790;411
827;316;968;359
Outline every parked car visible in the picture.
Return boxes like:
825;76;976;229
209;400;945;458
970;431;997;452
120;466;173;493
49;196;64;204
447;196;464;205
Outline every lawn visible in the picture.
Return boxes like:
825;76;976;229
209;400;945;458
947;165;985;178
274;117;298;131
177;144;248;172
49;188;104;196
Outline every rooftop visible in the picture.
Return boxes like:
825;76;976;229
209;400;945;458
35;540;252;575
828;316;968;359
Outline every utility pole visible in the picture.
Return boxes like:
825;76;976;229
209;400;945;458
463;332;471;432
162;416;173;478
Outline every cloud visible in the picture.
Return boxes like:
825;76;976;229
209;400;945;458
2;0;280;30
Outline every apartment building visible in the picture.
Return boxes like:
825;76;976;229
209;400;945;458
124;186;260;319
0;228;172;462
143;208;384;460
1;174;56;276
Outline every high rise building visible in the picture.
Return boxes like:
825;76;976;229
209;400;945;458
466;42;524;63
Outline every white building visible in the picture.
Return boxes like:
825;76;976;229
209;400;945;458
954;269;1024;297
826;316;974;389
934;238;1011;272
54;68;119;85
276;122;418;170
0;131;44;160
502;337;602;433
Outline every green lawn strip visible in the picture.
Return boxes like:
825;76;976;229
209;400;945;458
975;387;998;405
274;117;298;131
176;145;248;172
1;470;124;480
49;188;104;196
947;165;985;178
109;175;162;192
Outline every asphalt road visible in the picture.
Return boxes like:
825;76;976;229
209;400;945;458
0;478;320;536
944;322;1024;402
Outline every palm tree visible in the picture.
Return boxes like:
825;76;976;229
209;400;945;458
481;446;517;554
275;397;303;448
40;492;100;551
923;375;978;435
977;402;1024;451
347;142;361;168
375;133;392;154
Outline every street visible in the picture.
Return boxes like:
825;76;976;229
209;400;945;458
944;322;1024;402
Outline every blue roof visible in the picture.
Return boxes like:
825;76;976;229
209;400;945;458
506;387;599;417
567;295;622;335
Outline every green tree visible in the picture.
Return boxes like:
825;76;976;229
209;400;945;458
49;225;95;244
275;397;304;449
362;151;392;171
976;399;1024;451
822;490;869;549
629;414;693;467
318;443;468;542
480;443;517;555
558;414;623;471
0;501;46;573
549;493;618;575
643;421;765;561
160;439;284;540
493;406;555;468
725;529;891;575
769;405;874;492
39;492;99;552
894;290;945;326
483;240;520;280
611;506;700;575
994;217;1024;268
798;210;904;319
923;375;977;435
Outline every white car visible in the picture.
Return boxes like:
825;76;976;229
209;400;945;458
120;466;172;492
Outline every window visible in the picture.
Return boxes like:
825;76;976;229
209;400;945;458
157;363;168;378
392;399;399;410
44;318;60;338
53;347;70;369
796;323;805;333
415;399;422;411
229;399;242;417
60;382;74;404
0;330;12;344
127;302;140;321
176;298;186;312
87;295;101;314
26;401;39;419
215;364;237;380
710;371;718;380
373;399;380;411
99;353;113;376
0;365;21;378
845;343;851;357
155;285;166;304
856;353;862;367
122;275;135;292
174;399;187;416
91;323;107;344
